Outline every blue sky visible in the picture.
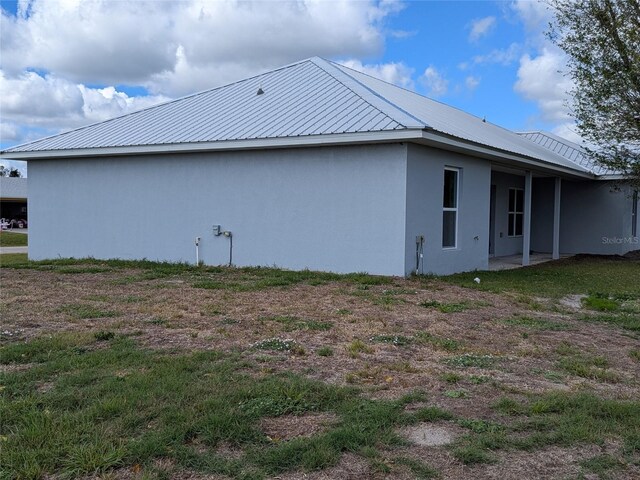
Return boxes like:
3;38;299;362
0;1;575;174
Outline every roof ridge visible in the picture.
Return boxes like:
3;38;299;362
309;57;425;129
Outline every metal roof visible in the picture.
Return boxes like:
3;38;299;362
0;177;27;199
517;131;614;176
1;57;594;176
4;59;406;153
331;63;591;174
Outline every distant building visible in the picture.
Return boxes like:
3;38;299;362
0;177;28;227
1;57;637;274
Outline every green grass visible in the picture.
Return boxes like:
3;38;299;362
452;392;640;465
442;256;640;298
0;333;448;479
502;315;570;331
0;253;28;266
419;300;469;313
583;294;620;312
0;231;27;247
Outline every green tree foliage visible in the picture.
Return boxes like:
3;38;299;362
0;165;22;177
550;0;639;183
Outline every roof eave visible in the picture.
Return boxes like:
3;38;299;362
0;130;426;160
418;130;596;180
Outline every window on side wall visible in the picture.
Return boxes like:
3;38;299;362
508;188;524;237
442;168;459;248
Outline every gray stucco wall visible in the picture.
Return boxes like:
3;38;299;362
560;181;638;255
28;144;409;275
530;179;638;255
405;144;490;275
490;171;525;257
530;177;554;253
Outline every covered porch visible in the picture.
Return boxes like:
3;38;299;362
489;166;564;267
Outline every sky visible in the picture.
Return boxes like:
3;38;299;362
0;0;577;176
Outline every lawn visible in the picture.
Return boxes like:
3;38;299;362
0;231;28;247
1;255;639;479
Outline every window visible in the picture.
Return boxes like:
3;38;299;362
508;188;524;237
442;168;459;248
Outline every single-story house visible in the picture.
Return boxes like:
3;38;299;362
1;57;638;275
0;177;28;228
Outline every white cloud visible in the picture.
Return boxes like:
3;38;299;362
0;70;169;133
465;76;480;91
472;43;521;66
420;66;448;98
0;122;19;142
1;0;399;93
468;16;496;42
514;47;573;124
338;59;415;89
510;0;553;33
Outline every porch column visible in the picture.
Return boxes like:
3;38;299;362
522;171;532;266
552;177;562;260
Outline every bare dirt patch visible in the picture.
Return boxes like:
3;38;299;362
260;412;338;441
401;422;460;446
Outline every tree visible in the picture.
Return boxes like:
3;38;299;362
0;166;22;177
549;0;640;184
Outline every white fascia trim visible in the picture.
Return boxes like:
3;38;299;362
0;130;425;160
419;131;595;179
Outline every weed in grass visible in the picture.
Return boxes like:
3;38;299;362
492;397;526;415
444;390;467;399
346;339;373;358
502;316;570;331
581;312;640;332
580;454;622;477
251;338;305;355
58;303;119;319
369;335;412;347
408;406;454;423
439;372;462;384
220;318;238;325
557;355;619;382
452;446;496;465
443;354;497;369
94;331;115;341
387;361;419;374
630;349;640;362
147;317;166;325
394;456;439;479
583;294;619;312
419;300;468;313
468;375;490;384
414;332;461;352
555;341;581;356
336;308;352;315
317;347;334;357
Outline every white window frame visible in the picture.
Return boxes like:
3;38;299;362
442;167;460;249
508;187;524;238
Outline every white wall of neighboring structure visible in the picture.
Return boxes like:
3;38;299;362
28;144;410;275
405;144;491;275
